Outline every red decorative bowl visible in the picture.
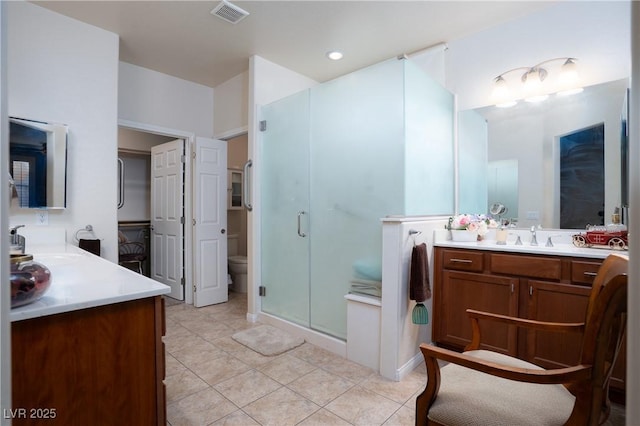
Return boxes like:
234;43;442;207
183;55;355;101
10;254;52;308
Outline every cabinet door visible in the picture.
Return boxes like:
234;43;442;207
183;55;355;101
12;297;165;425
526;280;590;368
436;271;518;355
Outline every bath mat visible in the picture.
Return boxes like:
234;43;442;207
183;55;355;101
232;325;304;356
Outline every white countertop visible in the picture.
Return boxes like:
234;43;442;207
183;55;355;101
433;228;623;259
434;240;617;259
10;244;170;322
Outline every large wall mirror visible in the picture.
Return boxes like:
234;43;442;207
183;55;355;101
460;78;628;230
9;117;68;209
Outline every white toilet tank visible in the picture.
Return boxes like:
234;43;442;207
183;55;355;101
228;234;239;256
227;234;247;293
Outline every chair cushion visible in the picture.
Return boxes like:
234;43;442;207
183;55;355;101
428;350;575;426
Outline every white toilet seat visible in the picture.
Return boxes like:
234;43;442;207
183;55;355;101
228;255;247;264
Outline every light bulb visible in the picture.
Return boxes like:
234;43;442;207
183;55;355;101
557;58;582;95
522;68;545;92
522;67;548;103
490;76;515;107
560;58;578;82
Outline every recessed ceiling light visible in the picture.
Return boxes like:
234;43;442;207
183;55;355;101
326;51;343;61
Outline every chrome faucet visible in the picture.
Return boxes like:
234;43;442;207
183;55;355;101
9;225;26;254
530;225;538;246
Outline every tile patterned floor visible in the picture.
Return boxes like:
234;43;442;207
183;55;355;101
164;292;422;425
164;292;625;426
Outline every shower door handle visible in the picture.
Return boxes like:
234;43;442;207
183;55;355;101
297;211;307;237
243;159;253;211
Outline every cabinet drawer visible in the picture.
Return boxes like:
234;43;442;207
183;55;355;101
442;250;484;272
571;260;602;285
490;254;562;280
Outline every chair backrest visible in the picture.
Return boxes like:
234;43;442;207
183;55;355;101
573;253;628;425
584;253;628;323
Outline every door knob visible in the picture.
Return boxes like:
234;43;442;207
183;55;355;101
221;229;226;234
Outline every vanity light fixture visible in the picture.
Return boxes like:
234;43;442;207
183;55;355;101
490;57;583;107
326;50;344;61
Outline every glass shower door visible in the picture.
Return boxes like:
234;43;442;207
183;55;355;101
260;90;311;327
308;59;406;339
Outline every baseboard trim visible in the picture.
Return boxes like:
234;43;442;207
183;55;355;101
396;351;425;381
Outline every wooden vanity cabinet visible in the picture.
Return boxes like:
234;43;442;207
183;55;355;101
440;270;518;355
11;296;167;425
433;247;625;394
525;280;591;368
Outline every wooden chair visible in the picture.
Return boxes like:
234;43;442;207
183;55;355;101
416;253;628;426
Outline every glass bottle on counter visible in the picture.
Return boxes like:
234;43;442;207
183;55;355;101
10;254;52;308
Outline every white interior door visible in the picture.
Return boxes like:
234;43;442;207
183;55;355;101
193;137;228;307
151;139;185;300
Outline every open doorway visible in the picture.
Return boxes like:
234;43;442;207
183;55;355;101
225;133;249;294
118;123;230;307
117;127;184;299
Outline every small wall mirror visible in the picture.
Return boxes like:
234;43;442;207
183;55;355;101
9;117;68;209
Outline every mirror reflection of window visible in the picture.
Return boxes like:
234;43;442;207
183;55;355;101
12;160;30;208
560;123;605;228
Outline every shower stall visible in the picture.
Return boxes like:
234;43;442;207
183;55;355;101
260;58;454;340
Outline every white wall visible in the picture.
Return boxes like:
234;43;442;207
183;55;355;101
247;55;318;319
118;62;214;138
7;1;119;261
214;71;249;139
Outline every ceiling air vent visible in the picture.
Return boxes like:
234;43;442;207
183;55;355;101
210;0;250;24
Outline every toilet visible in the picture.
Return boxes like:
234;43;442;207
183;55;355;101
227;234;247;293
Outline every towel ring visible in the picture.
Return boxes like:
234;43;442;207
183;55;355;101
409;229;423;246
74;224;100;242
